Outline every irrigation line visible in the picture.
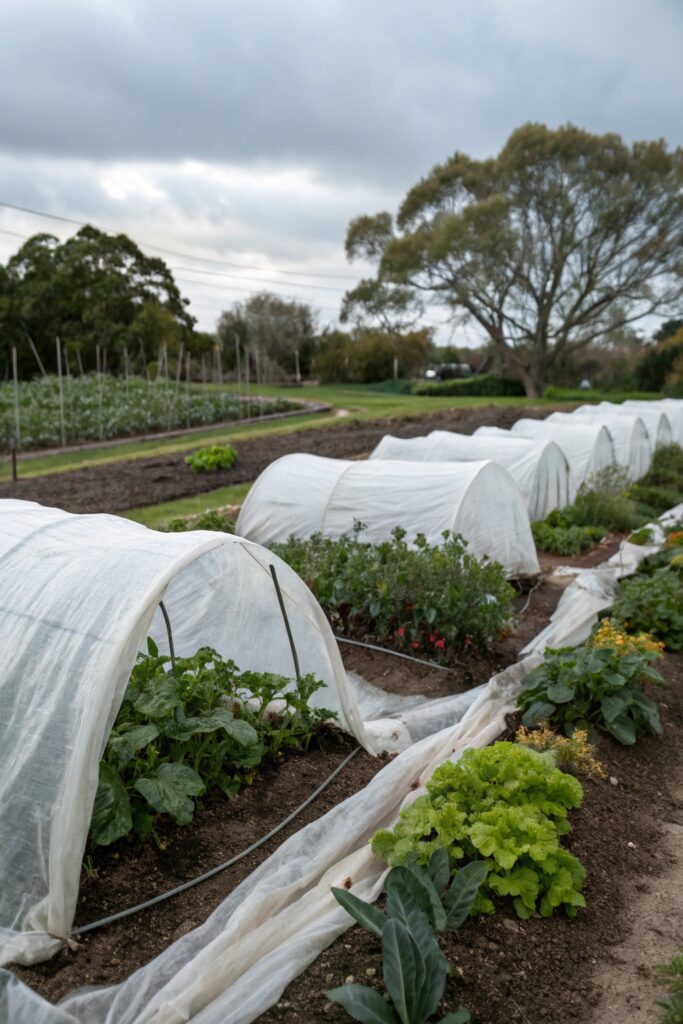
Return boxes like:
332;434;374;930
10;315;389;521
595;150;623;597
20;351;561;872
269;563;301;681
71;745;361;937
334;635;450;672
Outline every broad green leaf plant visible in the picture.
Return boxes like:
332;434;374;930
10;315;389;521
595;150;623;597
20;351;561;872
327;851;484;1024
91;639;334;847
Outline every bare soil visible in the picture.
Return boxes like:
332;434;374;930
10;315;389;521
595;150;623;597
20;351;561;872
0;405;553;515
259;655;683;1024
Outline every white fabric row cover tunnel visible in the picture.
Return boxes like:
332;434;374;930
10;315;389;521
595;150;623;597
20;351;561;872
623;399;683;445
236;453;540;577
369;431;571;520
502;420;616;489
545;411;651;480
573;402;674;447
0;500;370;968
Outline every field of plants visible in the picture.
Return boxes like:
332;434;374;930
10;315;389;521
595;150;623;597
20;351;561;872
3;400;683;1024
0;374;302;451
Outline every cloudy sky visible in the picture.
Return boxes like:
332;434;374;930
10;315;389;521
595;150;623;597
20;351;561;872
0;0;681;342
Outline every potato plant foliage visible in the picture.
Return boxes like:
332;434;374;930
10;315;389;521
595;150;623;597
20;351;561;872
273;527;513;659
518;644;663;745
91;640;334;847
372;743;586;921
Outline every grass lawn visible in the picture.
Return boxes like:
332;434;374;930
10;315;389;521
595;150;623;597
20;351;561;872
124;482;252;529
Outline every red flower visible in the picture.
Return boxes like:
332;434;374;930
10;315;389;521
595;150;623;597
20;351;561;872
428;633;436;643
434;639;445;649
396;626;405;637
411;641;421;650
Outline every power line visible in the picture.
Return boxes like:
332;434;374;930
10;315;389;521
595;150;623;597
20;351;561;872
0;199;359;282
171;265;347;294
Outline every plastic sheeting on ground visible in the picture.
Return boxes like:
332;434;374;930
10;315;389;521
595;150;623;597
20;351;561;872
546;411;651;480
506;419;616;489
236;453;540;577
4;504;680;1024
369;431;571;521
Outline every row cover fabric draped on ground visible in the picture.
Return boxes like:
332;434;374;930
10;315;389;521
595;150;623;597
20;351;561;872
236;453;541;577
3;501;680;1024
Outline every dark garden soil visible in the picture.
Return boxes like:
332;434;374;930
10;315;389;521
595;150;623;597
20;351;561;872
258;653;683;1024
0;404;555;515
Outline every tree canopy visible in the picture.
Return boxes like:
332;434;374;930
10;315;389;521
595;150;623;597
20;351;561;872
216;291;318;381
0;226;197;377
344;123;683;396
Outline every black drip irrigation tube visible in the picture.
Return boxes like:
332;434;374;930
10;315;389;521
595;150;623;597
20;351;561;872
334;634;451;672
72;745;361;937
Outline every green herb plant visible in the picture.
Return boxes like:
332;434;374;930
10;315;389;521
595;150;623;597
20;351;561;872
371;743;586;921
327;851;486;1024
184;444;238;473
91;640;334;848
517;644;664;744
273;526;514;661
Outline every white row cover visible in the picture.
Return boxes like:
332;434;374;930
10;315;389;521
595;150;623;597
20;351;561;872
369;431;571;521
545;411;651;481
573;402;674;447
4;506;680;1024
623;399;683;445
236;453;540;577
504;420;616;489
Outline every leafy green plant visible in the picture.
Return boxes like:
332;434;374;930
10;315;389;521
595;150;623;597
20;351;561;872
184;444;238;473
532;518;604;555
658;947;683;1024
327;851;484;1024
371;743;586;921
569;466;646;533
628;444;683;517
628;526;654;545
610;567;683;651
166;509;235;533
91;640;334;847
518;644;663;744
273;526;514;661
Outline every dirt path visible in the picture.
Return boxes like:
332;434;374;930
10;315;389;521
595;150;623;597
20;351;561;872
590;756;683;1022
0;404;552;514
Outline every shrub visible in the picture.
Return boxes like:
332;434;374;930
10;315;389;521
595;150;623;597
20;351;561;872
166;510;235;533
413;372;525;397
184;444;238;473
517;644;663;744
629;445;683;517
91;640;334;848
515;724;606;779
372;743;586;920
610;568;683;651
570;467;646;533
273;527;514;659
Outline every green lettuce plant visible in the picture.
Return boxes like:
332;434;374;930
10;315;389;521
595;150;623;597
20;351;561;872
371;743;585;921
184;443;238;473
